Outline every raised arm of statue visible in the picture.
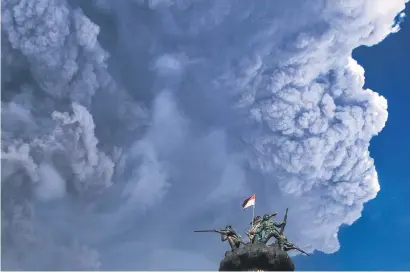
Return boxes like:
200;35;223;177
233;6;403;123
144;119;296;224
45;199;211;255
273;222;285;228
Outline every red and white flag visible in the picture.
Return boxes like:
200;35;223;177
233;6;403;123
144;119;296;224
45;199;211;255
242;194;255;210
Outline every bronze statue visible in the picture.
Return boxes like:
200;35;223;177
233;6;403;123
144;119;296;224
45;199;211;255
268;208;310;256
282;240;310;256
194;208;310;258
194;225;244;251
246;215;263;243
256;211;285;245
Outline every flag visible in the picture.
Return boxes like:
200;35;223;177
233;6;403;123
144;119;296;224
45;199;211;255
242;194;255;209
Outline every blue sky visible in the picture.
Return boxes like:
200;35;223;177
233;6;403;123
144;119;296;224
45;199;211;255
296;4;410;270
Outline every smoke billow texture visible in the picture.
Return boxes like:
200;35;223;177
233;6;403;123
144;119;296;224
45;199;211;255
1;0;408;270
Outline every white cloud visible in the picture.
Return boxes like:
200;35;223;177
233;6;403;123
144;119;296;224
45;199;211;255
35;163;66;201
1;0;407;270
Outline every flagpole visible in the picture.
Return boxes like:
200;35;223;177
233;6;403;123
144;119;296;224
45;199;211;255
251;202;255;228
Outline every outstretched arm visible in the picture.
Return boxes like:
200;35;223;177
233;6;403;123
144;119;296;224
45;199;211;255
216;230;228;241
273;222;285;228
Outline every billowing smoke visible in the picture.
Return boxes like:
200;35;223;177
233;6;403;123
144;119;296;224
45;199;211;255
1;0;407;270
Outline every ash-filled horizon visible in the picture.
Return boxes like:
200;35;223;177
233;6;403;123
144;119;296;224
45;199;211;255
1;0;408;270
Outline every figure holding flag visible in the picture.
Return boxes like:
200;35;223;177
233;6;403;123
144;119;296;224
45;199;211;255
246;216;263;243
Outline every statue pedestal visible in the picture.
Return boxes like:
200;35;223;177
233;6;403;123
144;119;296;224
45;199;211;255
219;243;294;271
